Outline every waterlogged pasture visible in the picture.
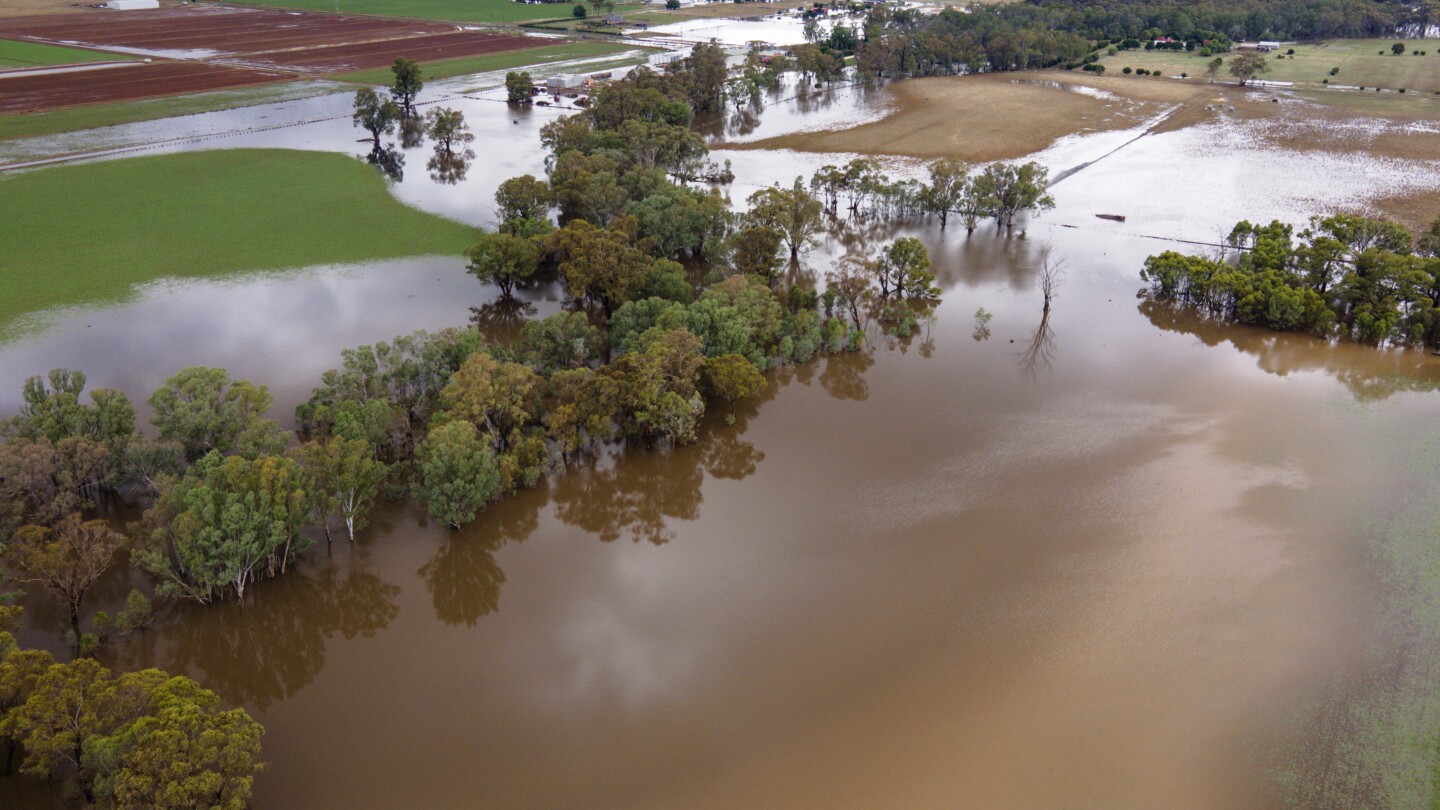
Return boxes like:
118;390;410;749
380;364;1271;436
4;69;1440;808
0;148;476;336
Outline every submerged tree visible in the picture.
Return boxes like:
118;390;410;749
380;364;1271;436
701;354;766;423
352;88;400;149
746;178;825;259
426;107;475;160
415;421;500;529
136;452;311;603
495;175;552;224
147;367;286;460
466;231;541;300
0;649;264;807
868;238;940;300
505;70;535;105
290;438;387;544
6;513;123;634
390;56;424;118
1037;246;1064;313
924;158;970;228
973;162;1054;230
548;218;654;317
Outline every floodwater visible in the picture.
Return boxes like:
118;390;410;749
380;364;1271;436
7;70;1440;809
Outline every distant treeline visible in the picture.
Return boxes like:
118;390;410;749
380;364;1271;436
845;0;1432;78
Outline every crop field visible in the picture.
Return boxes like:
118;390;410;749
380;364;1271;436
0;6;542;113
1097;38;1440;94
233;0;595;24
0;62;292;114
0;37;130;68
0;148;478;334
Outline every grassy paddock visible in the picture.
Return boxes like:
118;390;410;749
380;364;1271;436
332;40;640;84
0;81;347;144
0;38;131;68
0;149;477;334
1096;38;1440;94
233;0;631;24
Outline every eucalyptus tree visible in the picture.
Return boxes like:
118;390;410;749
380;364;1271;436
746;179;824;259
390;56;424;117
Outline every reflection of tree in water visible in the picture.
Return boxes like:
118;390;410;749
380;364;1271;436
1139;299;1440;402
551;400;769;544
111;557;399;710
399;114;427;149
1017;311;1057;377
551;450;703;545
469;299;537;345
419;495;538;627
726;108;762;138
819;351;874;401
427;151;472;184
365;145;405;182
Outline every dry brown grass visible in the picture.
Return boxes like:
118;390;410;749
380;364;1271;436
729;71;1220;162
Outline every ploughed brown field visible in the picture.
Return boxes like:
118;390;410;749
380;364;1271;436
0;5;541;113
0;61;291;114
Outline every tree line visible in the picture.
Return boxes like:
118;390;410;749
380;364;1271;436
1140;214;1440;346
848;0;1431;80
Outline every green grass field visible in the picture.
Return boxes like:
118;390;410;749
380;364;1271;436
233;0;636;24
0;149;478;334
332;40;639;84
0;38;131;69
1097;38;1440;94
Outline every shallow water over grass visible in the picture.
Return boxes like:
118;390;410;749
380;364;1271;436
5;73;1440;808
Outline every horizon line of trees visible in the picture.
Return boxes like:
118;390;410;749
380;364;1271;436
847;0;1431;79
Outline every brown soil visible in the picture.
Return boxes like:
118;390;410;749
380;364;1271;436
0;6;451;54
242;31;535;73
0;61;288;113
729;72;1222;163
0;5;542;112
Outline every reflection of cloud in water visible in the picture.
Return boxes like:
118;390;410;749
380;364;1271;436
834;393;1191;535
1049;117;1440;241
0;257;493;421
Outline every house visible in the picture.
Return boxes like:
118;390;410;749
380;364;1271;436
602;14;625;25
107;0;159;8
548;73;582;89
1258;40;1281;51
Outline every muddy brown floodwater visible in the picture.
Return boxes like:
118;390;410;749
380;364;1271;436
6;73;1440;809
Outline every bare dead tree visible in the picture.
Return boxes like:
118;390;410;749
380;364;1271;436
1037;245;1065;313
